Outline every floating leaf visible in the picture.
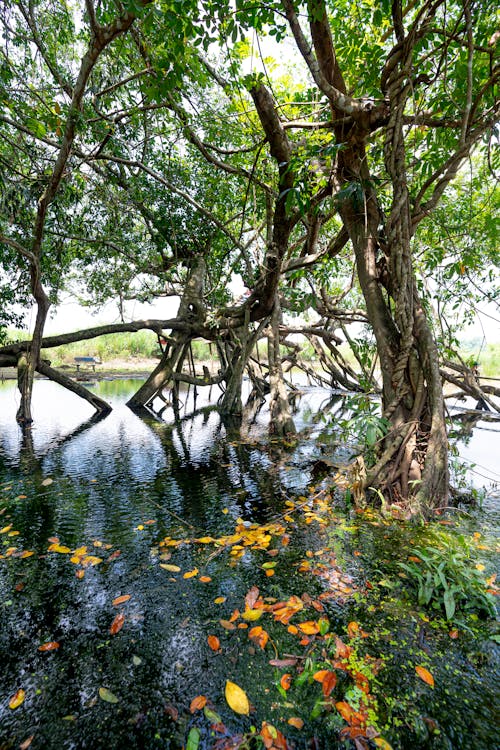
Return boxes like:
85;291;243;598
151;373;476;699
245;585;260;610
186;727;200;750
199;575;212;583
47;543;71;553
75;569;85;579
214;596;226;604
298;621;319;635
280;673;292;691
219;619;236;631
109;613;125;635
99;687;119;703
19;736;34;749
9;689;25;709
132;655;142;665
287;717;304;729
249;626;269;649
38;641;60;652
242;608;263;621
183;568;199;579
322;671;337;696
225;680;250;715
208;635;221;651
20;550;34;558
41;478;53;487
374;738;394;749
269;658;297;667
190;695;207;713
1;524;12;534
204;706;222;723
160;563;181;572
107;550;121;562
112;594;131;606
415;666;434;687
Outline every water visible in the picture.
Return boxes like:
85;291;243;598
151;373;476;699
0;379;498;750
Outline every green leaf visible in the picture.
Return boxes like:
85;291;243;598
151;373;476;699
98;687;119;704
186;727;200;750
443;588;456;620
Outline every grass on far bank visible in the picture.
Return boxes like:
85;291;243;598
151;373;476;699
3;329;499;376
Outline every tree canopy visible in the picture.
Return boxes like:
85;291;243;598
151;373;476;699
0;0;498;511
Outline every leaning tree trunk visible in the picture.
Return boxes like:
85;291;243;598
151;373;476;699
267;298;296;437
127;258;206;409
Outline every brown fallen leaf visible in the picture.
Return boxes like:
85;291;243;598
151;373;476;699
110;613;125;635
190;695;207;713
38;641;60;652
112;594;131;606
19;736;34;749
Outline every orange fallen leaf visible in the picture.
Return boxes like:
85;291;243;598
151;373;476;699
110;613;125;635
107;550;121;562
112;594;131;606
265;569;275;577
298;621;319;635
190;695;207;713
322;671;337;696
199;575;212;583
220;619;236;630
183;568;199;579
208;635;220;651
19;736;34;750
448;629;459;639
38;641;60;652
249;626;269;649
9;689;25;709
287;717;304;729
75;569;85;579
280;673;292;691
415;665;434;687
313;670;330;683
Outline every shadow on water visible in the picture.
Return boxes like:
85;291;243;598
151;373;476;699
0;378;498;750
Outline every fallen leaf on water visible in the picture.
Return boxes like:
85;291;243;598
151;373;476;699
298;621;319;635
374;737;394;749
160;563;181;572
322;671;337;696
1;524;12;534
99;687;119;703
190;695;207;713
208;635;221;651
47;536;59;544
249;626;269;649
41;478;53;487
214;596;226;604
269;658;297;667
19;735;34;749
280;673;292;691
112;594;131;606
448;629;459;639
9;689;25;709
245;585;260;609
107;550;121;562
415;665;434;687
186;727;200;750
287;717;304;729
75;569;85;579
219;619;236;631
19;550;34;558
110;613;125;635
47;543;71;553
313;670;330;683
225;680;250;715
38;641;60;652
164;704;178;721
132;655;142;665
265;569;275;577
183;568;199;579
242;608;263;622
199;575;212;583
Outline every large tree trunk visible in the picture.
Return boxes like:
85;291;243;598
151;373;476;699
16;280;50;424
127;258;206;409
267;299;296;436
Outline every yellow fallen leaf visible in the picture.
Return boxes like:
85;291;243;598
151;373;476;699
183;568;199;579
287;717;304;729
374;738;394;749
160;563;181;572
9;689;25;709
48;544;71;553
214;596;226;604
415;665;434;687
225;680;250;715
0;524;12;534
241;608;263;622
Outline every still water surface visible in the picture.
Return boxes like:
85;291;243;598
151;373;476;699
0;378;498;750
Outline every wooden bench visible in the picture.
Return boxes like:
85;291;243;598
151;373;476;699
74;356;101;372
